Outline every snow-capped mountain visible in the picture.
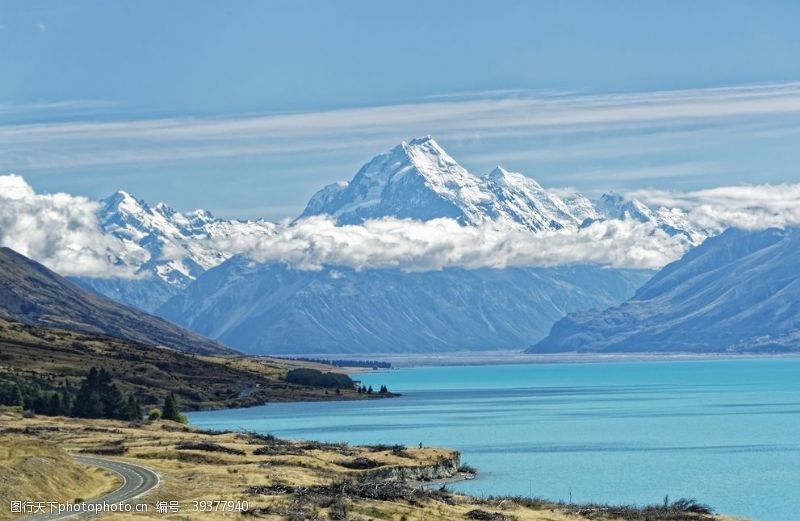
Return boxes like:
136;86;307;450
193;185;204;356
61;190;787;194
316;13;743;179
74;191;275;310
595;193;705;242
530;227;800;353
71;136;705;315
301;136;704;241
300;136;599;231
98;191;275;285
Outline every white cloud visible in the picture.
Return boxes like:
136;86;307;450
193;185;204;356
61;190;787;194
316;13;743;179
231;216;690;272
223;182;800;273
0;175;135;278
3;175;800;279
630;184;800;231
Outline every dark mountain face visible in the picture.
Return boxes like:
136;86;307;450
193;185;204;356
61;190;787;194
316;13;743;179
0;247;232;355
70;276;180;314
156;257;652;355
530;228;800;354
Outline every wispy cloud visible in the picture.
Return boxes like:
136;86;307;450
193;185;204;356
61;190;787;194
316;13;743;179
0;99;118;117
3;82;800;175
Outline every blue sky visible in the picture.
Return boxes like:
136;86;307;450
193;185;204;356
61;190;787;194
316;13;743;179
2;0;800;219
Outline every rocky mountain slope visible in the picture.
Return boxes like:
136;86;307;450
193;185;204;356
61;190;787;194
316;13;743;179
530;227;800;353
157;258;652;354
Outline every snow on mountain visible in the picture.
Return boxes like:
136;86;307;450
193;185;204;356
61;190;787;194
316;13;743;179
71;136;705;312
74;191;275;310
530;227;800;354
595;193;705;243
300;136;596;231
300;136;702;241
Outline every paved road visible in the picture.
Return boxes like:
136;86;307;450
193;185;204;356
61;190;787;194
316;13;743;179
22;455;160;520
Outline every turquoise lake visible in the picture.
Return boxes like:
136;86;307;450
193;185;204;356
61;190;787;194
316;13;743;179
187;359;800;521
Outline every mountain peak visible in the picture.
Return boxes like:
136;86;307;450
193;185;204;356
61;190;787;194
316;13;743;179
487;166;510;178
485;166;542;188
101;190;150;217
407;135;434;146
154;201;178;217
597;192;652;221
396;136;458;173
301;138;595;230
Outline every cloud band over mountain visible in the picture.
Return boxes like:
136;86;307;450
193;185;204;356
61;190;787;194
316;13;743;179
2;174;800;277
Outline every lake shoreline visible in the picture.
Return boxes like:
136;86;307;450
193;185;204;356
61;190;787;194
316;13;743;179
189;358;800;521
271;350;800;369
0;410;738;521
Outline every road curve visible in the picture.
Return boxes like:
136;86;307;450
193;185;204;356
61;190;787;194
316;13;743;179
23;454;160;520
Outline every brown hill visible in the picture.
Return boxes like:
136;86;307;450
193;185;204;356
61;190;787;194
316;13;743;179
0;319;366;410
0;247;230;355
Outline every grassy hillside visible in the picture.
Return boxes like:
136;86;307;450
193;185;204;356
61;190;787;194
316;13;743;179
0;319;375;411
0;247;229;355
0;432;119;520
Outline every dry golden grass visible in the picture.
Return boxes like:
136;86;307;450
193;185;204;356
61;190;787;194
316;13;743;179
0;432;120;520
0;411;744;521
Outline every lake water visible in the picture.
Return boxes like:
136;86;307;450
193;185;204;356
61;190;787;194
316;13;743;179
188;359;800;521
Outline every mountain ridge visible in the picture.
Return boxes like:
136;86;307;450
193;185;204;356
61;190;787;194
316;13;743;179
16;137;704;313
156;258;653;354
530;227;800;353
0;246;232;355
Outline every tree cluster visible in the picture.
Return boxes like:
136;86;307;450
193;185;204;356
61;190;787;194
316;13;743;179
72;367;142;421
285;368;355;389
0;367;142;421
356;384;390;394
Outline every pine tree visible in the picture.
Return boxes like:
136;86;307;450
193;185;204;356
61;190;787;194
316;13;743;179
162;393;184;423
12;384;23;407
82;391;105;418
121;394;142;421
0;383;24;407
102;383;125;419
60;391;74;416
31;390;49;413
74;368;102;418
367;385;374;394
47;392;62;416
